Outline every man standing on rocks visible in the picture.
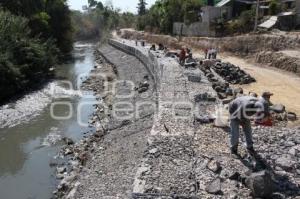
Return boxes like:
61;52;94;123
229;96;259;156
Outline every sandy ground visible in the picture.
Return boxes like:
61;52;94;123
196;52;300;126
221;54;300;115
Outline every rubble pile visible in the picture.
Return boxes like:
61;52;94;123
213;62;256;85
200;64;233;100
251;126;300;196
136;123;300;198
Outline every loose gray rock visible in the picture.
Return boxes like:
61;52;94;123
207;159;221;173
287;112;297;121
62;137;75;145
188;74;201;82
275;154;296;171
270;104;286;113
245;170;275;198
206;178;222;194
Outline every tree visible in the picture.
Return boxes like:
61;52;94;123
88;0;98;8
137;0;205;34
88;0;104;10
0;10;58;103
46;0;73;57
1;0;74;57
119;12;136;28
269;0;280;15
137;0;147;16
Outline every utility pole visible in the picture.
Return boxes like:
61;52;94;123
254;0;260;31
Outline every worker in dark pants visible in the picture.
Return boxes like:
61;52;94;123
228;96;259;157
179;47;187;66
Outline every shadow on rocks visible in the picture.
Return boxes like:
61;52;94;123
236;151;300;198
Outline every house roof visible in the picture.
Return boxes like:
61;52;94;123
235;0;256;4
278;11;295;16
258;16;278;29
216;0;231;7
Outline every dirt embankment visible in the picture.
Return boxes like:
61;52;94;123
120;29;300;75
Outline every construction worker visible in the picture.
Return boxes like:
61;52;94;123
204;48;208;59
179;47;187;66
150;44;156;51
228;96;258;157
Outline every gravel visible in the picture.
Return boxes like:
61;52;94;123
54;40;300;199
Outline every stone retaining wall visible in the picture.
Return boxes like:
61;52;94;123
256;51;300;75
108;39;161;90
107;38;219;197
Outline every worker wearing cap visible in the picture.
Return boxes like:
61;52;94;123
255;91;274;126
229;96;258;156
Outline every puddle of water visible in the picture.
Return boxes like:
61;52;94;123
0;42;97;199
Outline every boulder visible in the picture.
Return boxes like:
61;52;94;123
138;87;149;93
188;74;201;82
218;92;227;100
195;115;214;124
270;104;286;113
206;178;222;195
139;81;150;88
207;159;221;173
287;112;297;121
194;93;216;102
62;137;75;145
245;170;275;198
275;154;296;171
206;73;214;79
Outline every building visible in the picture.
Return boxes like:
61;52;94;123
173;0;299;37
173;5;232;37
297;0;300;25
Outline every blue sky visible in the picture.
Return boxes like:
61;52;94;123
68;0;156;13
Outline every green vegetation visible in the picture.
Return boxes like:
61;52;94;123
0;10;58;102
72;1;136;41
135;0;259;35
269;0;280;15
0;0;73;103
225;8;256;35
137;0;148;16
137;0;204;34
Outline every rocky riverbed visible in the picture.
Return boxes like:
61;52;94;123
54;43;156;198
54;41;300;199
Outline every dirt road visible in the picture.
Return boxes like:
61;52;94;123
221;54;300;122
